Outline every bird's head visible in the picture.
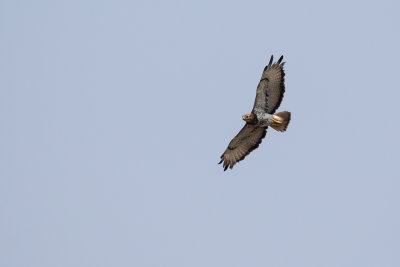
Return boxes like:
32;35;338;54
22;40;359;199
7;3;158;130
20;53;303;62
242;113;255;123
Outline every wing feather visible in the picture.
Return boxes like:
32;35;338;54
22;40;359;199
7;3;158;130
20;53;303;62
252;55;286;114
219;124;267;170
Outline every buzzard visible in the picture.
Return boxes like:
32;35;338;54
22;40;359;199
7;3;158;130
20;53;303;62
219;55;291;171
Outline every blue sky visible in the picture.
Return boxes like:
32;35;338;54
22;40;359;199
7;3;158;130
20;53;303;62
1;1;399;266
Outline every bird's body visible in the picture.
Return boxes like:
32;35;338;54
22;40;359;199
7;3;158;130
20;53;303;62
244;111;274;125
219;55;291;171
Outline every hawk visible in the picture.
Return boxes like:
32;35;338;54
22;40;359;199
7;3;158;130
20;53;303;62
219;55;291;171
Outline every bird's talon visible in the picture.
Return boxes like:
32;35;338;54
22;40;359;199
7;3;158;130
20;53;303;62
272;118;282;124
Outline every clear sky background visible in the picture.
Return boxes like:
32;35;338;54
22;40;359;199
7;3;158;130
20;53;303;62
1;1;399;266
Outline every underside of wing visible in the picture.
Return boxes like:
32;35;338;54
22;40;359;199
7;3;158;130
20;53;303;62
252;55;286;114
219;124;267;171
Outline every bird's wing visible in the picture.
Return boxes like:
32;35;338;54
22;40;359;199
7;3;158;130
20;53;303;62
219;124;267;171
252;55;286;114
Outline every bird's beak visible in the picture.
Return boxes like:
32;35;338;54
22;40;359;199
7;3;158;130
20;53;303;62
242;115;246;120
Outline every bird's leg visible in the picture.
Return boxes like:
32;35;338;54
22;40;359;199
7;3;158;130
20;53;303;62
272;115;283;124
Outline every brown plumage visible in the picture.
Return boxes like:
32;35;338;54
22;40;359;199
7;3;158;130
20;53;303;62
219;55;291;171
252;55;285;114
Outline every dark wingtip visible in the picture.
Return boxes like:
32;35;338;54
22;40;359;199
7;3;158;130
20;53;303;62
268;55;274;66
218;159;223;164
224;165;228;171
277;55;284;64
264;55;274;71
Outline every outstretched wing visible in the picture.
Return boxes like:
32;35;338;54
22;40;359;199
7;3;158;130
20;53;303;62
219;124;267;171
252;55;286;114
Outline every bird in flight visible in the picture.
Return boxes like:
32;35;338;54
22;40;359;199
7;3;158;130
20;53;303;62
219;55;291;171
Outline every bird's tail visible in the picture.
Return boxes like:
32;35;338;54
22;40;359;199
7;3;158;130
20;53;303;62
271;111;291;132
